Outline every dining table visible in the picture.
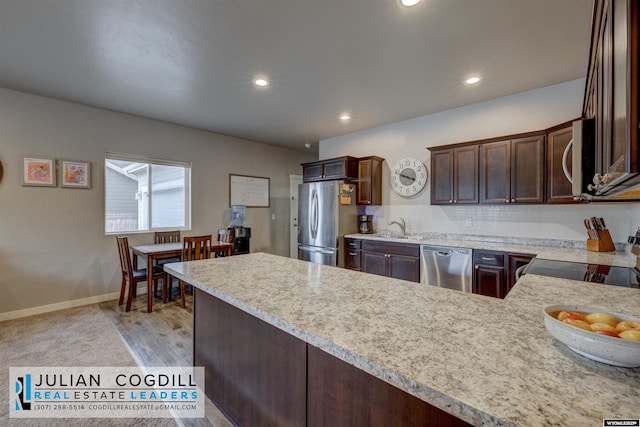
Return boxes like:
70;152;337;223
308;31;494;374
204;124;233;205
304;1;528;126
131;241;234;313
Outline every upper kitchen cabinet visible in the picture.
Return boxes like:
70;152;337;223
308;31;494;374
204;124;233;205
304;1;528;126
357;156;384;205
480;135;545;204
429;145;478;205
546;122;582;204
302;156;358;182
583;0;639;193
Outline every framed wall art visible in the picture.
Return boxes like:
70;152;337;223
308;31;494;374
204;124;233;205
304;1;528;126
61;160;91;188
22;157;56;186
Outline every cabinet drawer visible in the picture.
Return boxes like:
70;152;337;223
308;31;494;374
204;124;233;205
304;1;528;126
362;240;419;257
344;238;361;250
473;250;505;267
345;249;361;270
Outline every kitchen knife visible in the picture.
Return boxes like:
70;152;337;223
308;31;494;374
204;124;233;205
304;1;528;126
598;217;607;230
584;218;598;240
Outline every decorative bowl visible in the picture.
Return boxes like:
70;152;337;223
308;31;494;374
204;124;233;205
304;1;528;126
543;305;640;367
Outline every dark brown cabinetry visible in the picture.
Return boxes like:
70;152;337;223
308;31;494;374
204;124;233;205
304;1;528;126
302;156;358;182
473;250;534;298
357;156;384;205
473;250;506;298
480;135;545;204
546;123;580;204
430;145;478;205
506;253;535;295
344;238;362;271
196;288;471;427
583;0;639;193
308;344;471;427
361;240;420;283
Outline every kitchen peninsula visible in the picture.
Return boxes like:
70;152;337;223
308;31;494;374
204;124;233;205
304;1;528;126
164;253;640;426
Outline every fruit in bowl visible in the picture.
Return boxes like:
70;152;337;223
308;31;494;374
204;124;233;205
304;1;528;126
553;309;640;340
544;305;640;367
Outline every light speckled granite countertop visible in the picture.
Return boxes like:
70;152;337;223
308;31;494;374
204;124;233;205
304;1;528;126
165;252;640;426
346;233;637;267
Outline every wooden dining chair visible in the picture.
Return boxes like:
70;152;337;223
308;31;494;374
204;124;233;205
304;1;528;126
116;235;168;312
178;235;212;308
154;230;181;244
153;230;181;299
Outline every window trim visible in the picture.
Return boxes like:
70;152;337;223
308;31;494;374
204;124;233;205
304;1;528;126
105;152;192;235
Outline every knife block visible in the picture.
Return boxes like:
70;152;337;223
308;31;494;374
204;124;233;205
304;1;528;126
586;230;616;252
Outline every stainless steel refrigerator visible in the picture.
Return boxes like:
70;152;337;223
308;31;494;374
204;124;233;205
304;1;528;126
298;181;357;267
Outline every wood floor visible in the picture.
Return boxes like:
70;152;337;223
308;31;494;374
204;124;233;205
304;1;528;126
100;285;232;427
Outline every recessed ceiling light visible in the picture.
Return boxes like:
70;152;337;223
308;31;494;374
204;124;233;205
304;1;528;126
304;143;312;148
339;114;351;121
401;0;421;6
254;78;269;87
465;76;481;85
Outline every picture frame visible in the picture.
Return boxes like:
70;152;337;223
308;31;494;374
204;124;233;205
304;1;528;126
22;156;56;186
61;160;91;188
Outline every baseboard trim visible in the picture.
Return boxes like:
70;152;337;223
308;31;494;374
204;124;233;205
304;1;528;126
0;292;130;322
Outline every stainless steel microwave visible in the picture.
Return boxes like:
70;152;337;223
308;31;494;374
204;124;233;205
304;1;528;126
567;119;640;201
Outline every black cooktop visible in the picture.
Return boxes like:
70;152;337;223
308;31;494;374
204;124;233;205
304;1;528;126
523;258;640;288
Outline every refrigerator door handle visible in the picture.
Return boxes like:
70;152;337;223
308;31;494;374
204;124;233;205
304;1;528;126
311;188;319;239
298;245;335;255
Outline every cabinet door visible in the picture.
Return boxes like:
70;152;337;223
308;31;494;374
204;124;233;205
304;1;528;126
324;157;358;181
388;254;420;282
362;251;388;277
345;249;361;271
607;0;639;180
600;0;614;177
511;135;545;203
454;145;479;204
431;149;454;204
506;253;534;296
473;265;505;298
480;141;510;204
357;157;383;205
303;163;324;182
547;126;578;204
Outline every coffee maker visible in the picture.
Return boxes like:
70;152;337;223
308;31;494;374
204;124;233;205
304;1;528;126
358;215;374;234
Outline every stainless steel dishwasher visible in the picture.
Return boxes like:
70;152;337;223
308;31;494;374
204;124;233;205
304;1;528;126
420;245;473;292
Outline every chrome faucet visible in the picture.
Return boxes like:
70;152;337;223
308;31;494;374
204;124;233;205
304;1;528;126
388;218;406;238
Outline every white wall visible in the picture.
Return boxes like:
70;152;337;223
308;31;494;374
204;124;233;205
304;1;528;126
0;88;315;316
321;79;639;243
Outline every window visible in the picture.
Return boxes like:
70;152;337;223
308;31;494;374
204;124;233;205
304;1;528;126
105;152;191;234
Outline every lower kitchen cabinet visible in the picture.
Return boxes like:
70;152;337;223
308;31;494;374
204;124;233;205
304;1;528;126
361;240;420;283
344;238;362;271
506;252;535;294
473;250;534;298
473;250;506;298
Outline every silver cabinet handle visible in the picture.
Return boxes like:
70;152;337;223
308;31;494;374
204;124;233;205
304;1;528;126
481;257;496;261
349;252;358;256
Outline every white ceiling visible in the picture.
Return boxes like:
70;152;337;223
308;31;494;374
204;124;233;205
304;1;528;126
0;0;594;153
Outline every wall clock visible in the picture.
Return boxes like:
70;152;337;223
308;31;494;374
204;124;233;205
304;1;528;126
390;157;427;197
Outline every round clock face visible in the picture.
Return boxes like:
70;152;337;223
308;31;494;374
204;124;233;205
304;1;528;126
390;157;427;197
